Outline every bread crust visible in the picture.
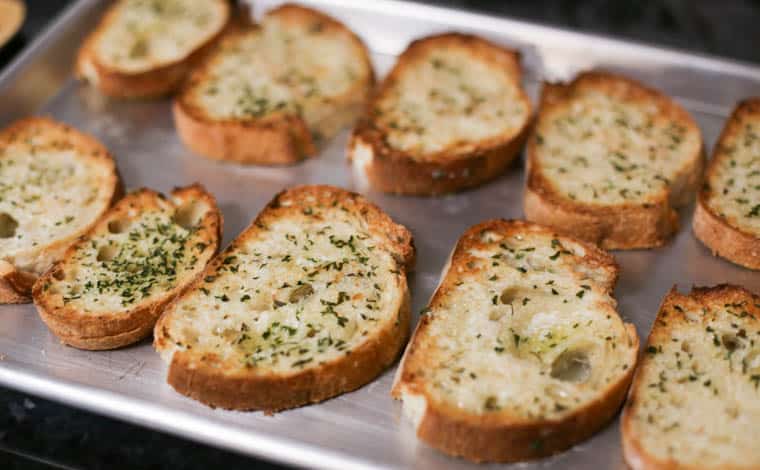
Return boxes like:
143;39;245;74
76;0;231;99
349;33;532;196
155;185;415;411
693;99;760;270
0;260;35;304
524;71;704;250
33;184;222;350
392;219;639;462
174;4;374;165
0;117;121;304
621;285;760;470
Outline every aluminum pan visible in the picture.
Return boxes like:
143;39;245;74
2;1;760;469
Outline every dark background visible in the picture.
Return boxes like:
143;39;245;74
2;0;759;469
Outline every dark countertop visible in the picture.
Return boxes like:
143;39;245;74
1;1;759;469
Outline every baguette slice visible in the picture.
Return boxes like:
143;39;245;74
524;71;704;249
0;117;120;304
76;0;231;99
33;184;221;350
349;33;532;196
693;99;760;269
392;219;639;462
622;285;760;470
173;4;374;165
154;185;414;411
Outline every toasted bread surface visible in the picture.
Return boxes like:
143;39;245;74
693;99;760;269
76;0;230;98
349;33;532;195
33;184;221;350
622;285;760;470
0;117;120;304
174;4;374;165
524;71;704;249
154;185;414;411
392;219;638;462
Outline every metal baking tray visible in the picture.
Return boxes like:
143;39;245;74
2;0;760;468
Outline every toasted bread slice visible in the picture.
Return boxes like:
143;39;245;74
173;4;374;165
33;184;221;350
76;0;231;99
392;219;638;462
622;285;760;470
0;117;120;304
348;33;532;196
154;185;414;411
693;99;760;269
524;71;704;249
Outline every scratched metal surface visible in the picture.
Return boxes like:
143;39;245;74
1;0;760;469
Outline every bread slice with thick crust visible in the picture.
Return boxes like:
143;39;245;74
33;184;221;350
693;99;760;269
76;0;231;99
0;117;120;304
622;285;760;470
154;185;414;411
348;33;532;196
173;4;374;165
392;219;638;463
524;71;704;249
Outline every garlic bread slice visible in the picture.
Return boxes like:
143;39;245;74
154;185;414;411
694;99;760;269
174;4;374;165
393;219;638;462
33;184;221;350
77;0;231;98
622;285;760;470
349;32;532;195
0;117;120;304
525;71;704;249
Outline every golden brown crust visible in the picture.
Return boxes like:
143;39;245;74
0;261;34;304
393;219;639;462
33;184;222;350
621;284;760;470
155;185;415;411
524;71;704;250
349;32;532;196
0;117;121;304
174;5;374;165
75;0;231;99
693;99;760;270
167;293;410;411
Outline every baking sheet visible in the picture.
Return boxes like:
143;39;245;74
1;0;760;468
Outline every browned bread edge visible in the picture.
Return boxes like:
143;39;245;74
620;284;760;470
173;4;374;165
33;184;222;350
392;219;639;462
75;0;231;99
693;99;760;270
348;32;532;196
0;117;122;304
154;185;415;411
524;71;704;250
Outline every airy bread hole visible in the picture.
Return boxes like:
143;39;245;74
173;201;205;230
551;350;591;383
107;218;131;234
0;213;18;238
97;245;118;262
52;269;66;281
722;333;743;352
500;287;518;305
